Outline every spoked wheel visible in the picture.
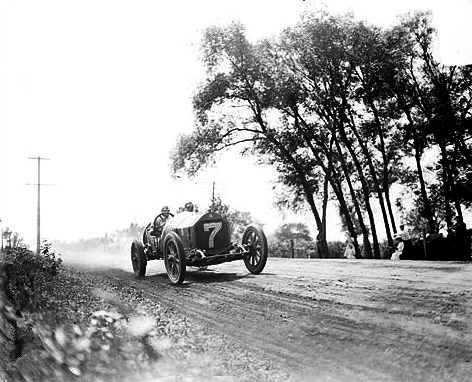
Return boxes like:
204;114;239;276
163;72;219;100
131;240;147;277
163;232;186;285
242;225;268;274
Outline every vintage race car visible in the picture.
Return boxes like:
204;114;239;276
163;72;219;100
130;210;268;284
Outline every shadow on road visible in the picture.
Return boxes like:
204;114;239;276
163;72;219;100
144;269;248;285
93;264;275;287
184;270;247;284
149;269;278;285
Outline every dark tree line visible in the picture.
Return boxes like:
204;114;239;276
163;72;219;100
210;197;262;241
171;10;472;258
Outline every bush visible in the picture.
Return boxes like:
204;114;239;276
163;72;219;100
268;240;315;258
2;242;62;310
268;240;348;258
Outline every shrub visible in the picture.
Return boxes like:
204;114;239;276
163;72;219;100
2;242;62;310
326;241;345;258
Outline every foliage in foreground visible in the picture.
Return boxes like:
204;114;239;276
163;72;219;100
2;243;62;310
0;245;162;381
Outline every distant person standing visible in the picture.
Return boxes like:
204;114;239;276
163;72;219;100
344;237;356;259
398;223;412;259
450;216;470;260
391;234;404;260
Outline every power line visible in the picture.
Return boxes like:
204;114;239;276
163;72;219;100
27;156;52;255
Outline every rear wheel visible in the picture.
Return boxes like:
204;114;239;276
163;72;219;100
242;225;268;274
163;232;186;284
131;240;147;277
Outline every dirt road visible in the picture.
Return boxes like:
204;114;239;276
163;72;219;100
68;253;472;381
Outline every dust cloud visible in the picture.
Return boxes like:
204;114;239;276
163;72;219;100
55;245;131;272
53;230;142;272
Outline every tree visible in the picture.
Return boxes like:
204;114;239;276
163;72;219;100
268;222;314;258
274;13;387;257
384;11;472;231
171;21;332;257
211;197;261;241
171;10;472;260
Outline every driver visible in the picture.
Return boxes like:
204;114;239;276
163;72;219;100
144;206;172;249
154;206;171;237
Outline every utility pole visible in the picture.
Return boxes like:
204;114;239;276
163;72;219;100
28;156;50;255
211;181;215;212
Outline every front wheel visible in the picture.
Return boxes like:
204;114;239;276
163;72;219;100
163;232;187;284
242;225;268;274
131;240;147;277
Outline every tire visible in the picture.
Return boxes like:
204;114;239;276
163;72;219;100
242;225;268;274
163;231;187;285
131;240;147;277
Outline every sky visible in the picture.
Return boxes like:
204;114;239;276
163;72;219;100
1;0;471;246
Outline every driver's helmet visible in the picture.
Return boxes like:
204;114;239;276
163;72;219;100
184;202;194;212
161;206;170;215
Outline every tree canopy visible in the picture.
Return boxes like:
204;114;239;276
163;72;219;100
171;10;472;259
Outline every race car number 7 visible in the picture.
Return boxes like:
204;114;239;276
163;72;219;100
203;222;222;248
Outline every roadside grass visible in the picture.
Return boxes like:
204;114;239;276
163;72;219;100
1;244;147;381
0;245;246;382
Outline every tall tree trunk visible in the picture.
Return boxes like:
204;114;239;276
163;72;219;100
439;142;453;227
328;165;363;258
318;172;330;259
323;148;363;257
338;124;381;258
368;99;397;233
346;105;394;249
457;136;472;166
334;136;373;259
294;112;362;258
447;143;463;220
253;110;330;257
401;107;437;233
